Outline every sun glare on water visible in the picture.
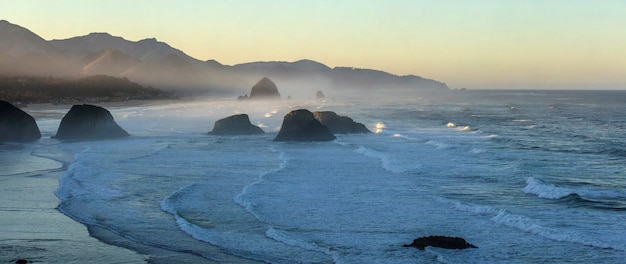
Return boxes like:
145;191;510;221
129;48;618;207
374;122;386;133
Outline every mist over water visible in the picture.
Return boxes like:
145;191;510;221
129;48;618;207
5;90;625;263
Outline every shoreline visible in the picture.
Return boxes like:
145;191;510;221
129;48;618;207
0;153;256;263
0;169;148;263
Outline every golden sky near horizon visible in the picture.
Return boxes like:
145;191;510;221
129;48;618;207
2;0;626;89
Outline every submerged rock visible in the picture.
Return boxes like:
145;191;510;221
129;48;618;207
0;100;41;142
209;114;264;135
54;104;129;140
274;109;336;142
403;236;477;250
249;77;281;99
313;111;370;134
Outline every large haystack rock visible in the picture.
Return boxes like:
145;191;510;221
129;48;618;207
54;104;129;140
313;111;370;134
209;114;264;135
249;77;281;99
0;100;41;142
274;109;336;142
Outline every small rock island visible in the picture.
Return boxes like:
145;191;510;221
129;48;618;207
0;100;41;142
403;236;477;250
209;114;264;135
313;111;370;134
274;109;336;142
54;104;129;140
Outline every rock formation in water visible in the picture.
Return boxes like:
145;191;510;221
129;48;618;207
274;109;336;142
209;114;264;135
312;111;370;134
316;90;325;99
248;77;281;99
0;100;41;142
403;236;477;250
54;104;129;140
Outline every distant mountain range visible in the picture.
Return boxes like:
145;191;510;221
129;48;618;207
0;20;448;97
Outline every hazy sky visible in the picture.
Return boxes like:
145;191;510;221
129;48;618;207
2;0;626;89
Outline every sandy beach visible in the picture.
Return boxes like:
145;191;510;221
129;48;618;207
0;168;148;263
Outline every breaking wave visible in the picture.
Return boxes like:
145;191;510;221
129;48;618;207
441;198;625;251
354;146;420;173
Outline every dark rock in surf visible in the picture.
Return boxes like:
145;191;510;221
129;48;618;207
313;111;370;134
249;77;281;99
316;90;325;99
403;236;477;250
54;104;129;140
274;109;336;142
209;114;264;135
0;100;41;142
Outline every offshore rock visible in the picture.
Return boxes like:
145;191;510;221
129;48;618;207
0;100;41;142
403;236;477;250
54;104;129;140
274;109;336;142
209;114;264;135
313;111;370;134
316;90;325;99
249;77;281;99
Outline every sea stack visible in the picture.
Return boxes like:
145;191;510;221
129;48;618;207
209;114;264;135
54;104;129;140
316;90;325;99
313;111;370;134
0;100;41;142
249;77;281;99
274;109;336;142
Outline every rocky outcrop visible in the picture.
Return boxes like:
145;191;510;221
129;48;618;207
274;109;336;142
316;90;325;99
313;111;370;134
209;114;264;135
403;236;477;250
0;100;41;142
248;77;281;99
54;104;129;140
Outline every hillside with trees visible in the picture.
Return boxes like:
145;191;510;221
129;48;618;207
0;75;176;105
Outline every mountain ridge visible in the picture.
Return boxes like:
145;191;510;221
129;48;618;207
0;20;449;96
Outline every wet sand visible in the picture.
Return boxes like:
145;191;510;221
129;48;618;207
0;169;148;263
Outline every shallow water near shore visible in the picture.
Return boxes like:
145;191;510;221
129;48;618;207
3;91;626;263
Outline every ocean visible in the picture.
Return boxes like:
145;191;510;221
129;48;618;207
2;90;626;263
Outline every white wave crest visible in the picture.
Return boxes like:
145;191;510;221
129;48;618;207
354;146;419;173
234;147;289;212
523;177;626;200
266;228;335;256
491;210;620;250
523;177;573;199
442;197;623;251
